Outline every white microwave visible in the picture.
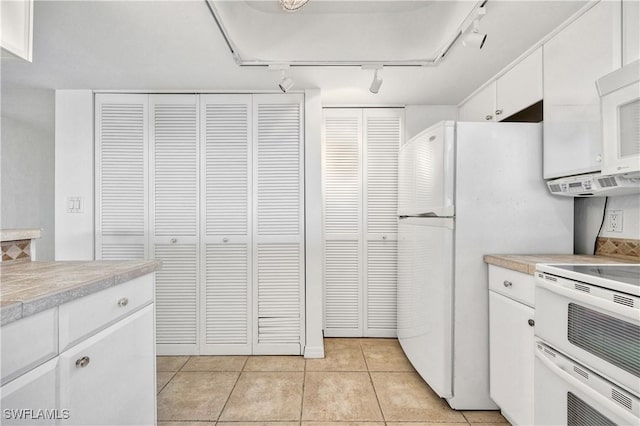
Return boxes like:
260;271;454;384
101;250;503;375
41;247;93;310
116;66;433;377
597;60;640;176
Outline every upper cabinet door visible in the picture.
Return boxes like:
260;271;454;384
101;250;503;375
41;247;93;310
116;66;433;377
459;82;497;122
495;47;543;121
543;1;622;179
623;0;639;65
0;0;33;61
95;94;149;260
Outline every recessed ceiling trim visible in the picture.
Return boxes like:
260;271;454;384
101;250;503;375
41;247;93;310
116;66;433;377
204;0;487;68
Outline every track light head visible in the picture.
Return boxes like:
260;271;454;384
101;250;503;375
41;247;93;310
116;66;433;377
463;31;487;49
369;68;383;94
279;76;295;93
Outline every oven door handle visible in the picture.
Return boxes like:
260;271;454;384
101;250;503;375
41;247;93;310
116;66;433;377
536;349;638;425
537;279;639;322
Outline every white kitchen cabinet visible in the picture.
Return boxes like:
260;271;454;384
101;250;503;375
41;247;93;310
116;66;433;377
0;0;33;61
0;358;59;426
543;0;622;179
623;0;639;65
459;82;496;122
459;47;543;123
489;266;535;426
495;47;543;120
59;305;156;426
322;108;403;337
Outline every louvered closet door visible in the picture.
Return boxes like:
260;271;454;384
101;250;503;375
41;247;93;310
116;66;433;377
199;94;252;355
150;95;199;354
252;94;305;355
322;109;363;337
95;94;149;260
364;109;403;337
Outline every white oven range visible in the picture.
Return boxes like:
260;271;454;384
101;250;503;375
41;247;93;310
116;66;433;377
534;263;640;426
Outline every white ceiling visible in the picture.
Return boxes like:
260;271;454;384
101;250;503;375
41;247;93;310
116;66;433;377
1;0;587;106
209;0;481;65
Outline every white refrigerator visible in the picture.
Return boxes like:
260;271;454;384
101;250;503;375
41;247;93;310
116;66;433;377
397;121;574;409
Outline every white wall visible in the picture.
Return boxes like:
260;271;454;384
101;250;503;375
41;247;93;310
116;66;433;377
54;90;94;260
304;89;324;358
404;105;458;140
1;88;55;260
575;194;640;255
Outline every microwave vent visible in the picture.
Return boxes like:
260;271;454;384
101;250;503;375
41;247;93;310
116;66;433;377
549;184;561;192
613;294;634;307
611;388;632;410
598;176;618;188
573;365;589;380
575;283;591;293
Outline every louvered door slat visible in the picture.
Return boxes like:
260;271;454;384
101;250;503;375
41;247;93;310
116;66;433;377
200;94;252;355
366;240;398;330
95;94;149;260
253;94;304;354
152;100;198;237
155;244;198;345
322;109;363;337
364;109;402;337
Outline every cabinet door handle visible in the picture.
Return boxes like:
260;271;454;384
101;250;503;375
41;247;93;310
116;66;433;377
118;297;129;307
76;356;90;368
485;115;493;121
528;319;535;327
503;280;513;288
495;109;503;115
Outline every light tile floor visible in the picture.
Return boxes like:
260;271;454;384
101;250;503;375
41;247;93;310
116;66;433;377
157;338;511;426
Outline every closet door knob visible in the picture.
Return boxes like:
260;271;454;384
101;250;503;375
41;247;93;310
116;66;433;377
170;238;177;244
76;356;90;368
223;238;229;243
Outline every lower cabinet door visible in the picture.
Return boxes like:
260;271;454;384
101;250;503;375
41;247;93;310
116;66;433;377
59;305;155;425
0;358;59;426
489;291;535;425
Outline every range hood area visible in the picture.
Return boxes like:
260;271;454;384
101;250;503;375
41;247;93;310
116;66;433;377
547;171;640;197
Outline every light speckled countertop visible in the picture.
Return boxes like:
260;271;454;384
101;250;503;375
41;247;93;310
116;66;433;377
484;254;639;275
0;228;41;242
0;260;161;325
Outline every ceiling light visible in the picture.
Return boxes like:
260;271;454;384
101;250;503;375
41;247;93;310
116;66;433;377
369;68;383;94
463;7;487;50
279;75;295;93
279;0;310;12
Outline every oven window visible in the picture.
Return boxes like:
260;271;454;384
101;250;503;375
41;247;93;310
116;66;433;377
568;303;640;377
567;392;616;426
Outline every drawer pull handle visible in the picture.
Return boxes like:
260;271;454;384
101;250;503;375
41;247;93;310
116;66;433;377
76;356;90;368
118;297;129;307
528;319;535;327
503;280;513;288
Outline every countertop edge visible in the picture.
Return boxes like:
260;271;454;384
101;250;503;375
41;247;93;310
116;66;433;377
484;253;639;275
0;228;42;242
1;260;161;326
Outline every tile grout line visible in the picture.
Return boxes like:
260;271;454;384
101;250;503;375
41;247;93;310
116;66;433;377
361;339;387;423
213;359;246;423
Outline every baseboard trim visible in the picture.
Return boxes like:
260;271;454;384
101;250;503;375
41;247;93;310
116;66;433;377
303;345;325;359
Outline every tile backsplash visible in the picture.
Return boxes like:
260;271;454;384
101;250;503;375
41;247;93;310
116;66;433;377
1;239;32;262
595;237;640;260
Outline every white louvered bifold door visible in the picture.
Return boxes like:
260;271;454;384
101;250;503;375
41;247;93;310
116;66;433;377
95;94;149;260
150;95;200;354
322;109;363;337
200;95;252;355
252;94;305;355
363;109;403;337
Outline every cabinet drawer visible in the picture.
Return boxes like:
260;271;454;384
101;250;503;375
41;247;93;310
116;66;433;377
1;308;58;385
488;265;535;307
59;274;154;350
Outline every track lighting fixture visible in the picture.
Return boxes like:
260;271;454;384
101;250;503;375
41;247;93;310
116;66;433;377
279;75;295;93
463;7;487;50
369;67;383;94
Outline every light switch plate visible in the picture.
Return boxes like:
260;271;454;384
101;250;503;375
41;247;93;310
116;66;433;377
66;196;84;213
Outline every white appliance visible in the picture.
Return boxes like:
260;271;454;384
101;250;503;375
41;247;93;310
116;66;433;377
397;121;574;409
597;59;640;176
534;263;640;425
546;171;640;197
